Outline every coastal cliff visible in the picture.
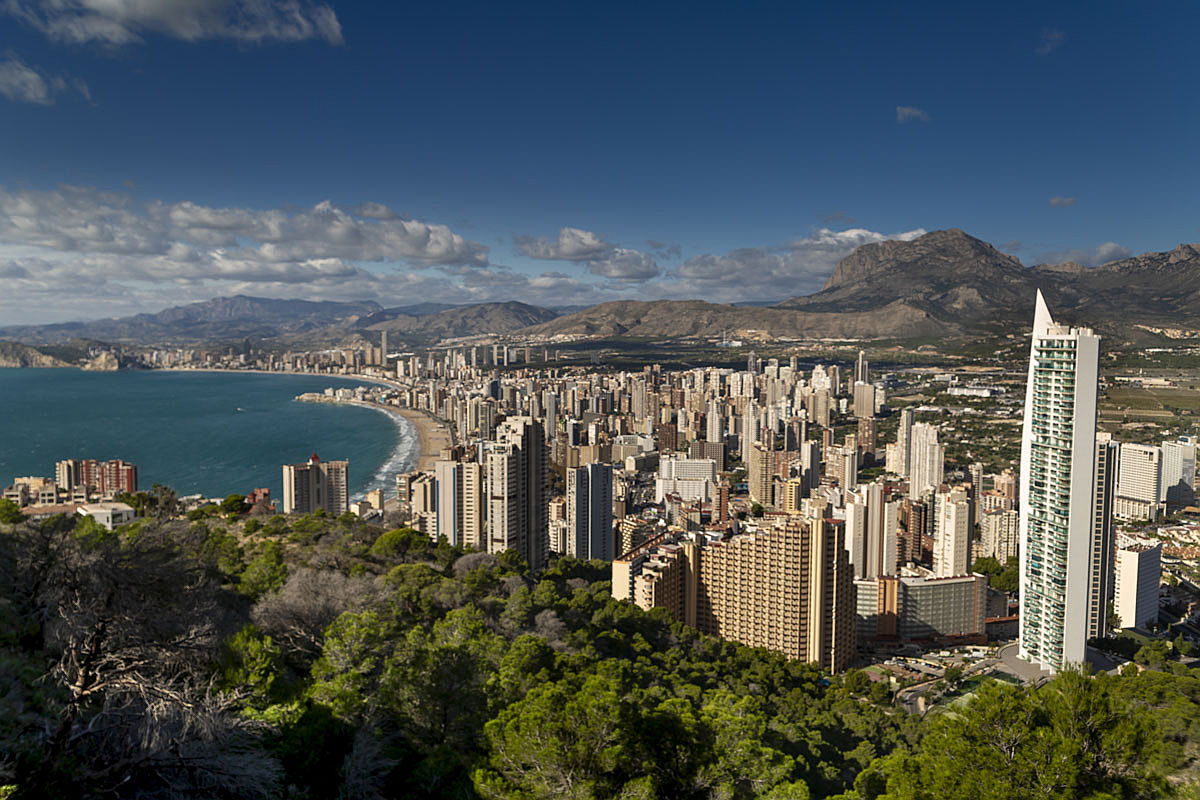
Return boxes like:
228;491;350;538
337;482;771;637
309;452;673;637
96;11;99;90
0;341;70;368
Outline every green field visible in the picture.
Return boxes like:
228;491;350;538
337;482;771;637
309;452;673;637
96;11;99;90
1102;386;1200;413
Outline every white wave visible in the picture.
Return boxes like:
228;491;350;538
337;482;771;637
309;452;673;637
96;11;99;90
349;405;419;501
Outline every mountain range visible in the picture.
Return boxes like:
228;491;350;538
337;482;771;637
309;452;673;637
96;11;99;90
3;229;1198;349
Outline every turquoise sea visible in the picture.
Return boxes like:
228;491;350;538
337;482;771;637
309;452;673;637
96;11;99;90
0;368;415;502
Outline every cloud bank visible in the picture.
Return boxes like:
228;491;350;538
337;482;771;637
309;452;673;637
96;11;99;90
0;185;933;323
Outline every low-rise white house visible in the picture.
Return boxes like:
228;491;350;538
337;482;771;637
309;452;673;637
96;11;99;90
76;502;136;531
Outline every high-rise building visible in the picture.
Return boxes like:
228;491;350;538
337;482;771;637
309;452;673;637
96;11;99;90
486;417;548;570
706;400;725;443
980;508;1019;565
1113;536;1162;630
1115;443;1163;520
856;416;877;458
895;408;915;478
854;349;870;385
933;486;972;577
282;454;349;515
1018;291;1101;673
655;456;717;503
613;518;856;669
567;462;614;560
748;445;776;506
845;482;898;580
1088;434;1118;639
852;381;877;419
1162;437;1197;510
434;460;485;548
908;423;944;497
56;458;138;496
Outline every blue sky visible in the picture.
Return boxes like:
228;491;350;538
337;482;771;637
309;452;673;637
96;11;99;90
0;0;1195;323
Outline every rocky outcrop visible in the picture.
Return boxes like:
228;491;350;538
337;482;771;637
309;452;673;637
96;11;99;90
81;351;121;371
0;341;70;368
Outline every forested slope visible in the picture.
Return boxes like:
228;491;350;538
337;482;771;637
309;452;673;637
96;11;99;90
0;495;1197;799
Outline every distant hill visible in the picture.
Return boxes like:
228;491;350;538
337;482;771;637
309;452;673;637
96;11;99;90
519;299;947;339
520;230;1200;340
358;302;560;342
0;296;384;345
776;228;1200;333
772;229;1039;331
6;232;1200;348
0;296;561;349
381;302;463;316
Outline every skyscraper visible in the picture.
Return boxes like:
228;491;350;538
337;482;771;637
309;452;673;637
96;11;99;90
566;462;614;560
434;460;485;548
1115;443;1163;520
895;407;915;478
852;381;876;418
908;423;944;497
282;454;349;515
845;482;898;580
486;417;548;570
1161;437;1197;510
1018;291;1101;673
613;517;856;670
854;349;870;385
933;486;972;577
1088;433;1118;639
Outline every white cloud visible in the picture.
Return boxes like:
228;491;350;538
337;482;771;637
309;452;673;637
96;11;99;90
896;105;929;124
515;226;664;283
1038;241;1131;267
672;227;926;299
585;249;661;282
0;187;489;265
1035;28;1064;56
0;184;508;321
0;53;87;104
1048;195;1076;207
515;227;612;261
0;187;935;321
3;0;343;46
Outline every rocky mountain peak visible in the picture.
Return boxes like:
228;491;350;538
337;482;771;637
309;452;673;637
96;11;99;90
821;228;1022;291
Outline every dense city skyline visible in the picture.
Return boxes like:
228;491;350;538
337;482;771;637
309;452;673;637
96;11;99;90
3;3;1199;796
2;1;1198;322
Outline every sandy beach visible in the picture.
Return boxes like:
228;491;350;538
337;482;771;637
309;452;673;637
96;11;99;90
386;405;453;472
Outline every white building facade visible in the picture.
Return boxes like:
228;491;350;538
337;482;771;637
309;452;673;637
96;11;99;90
1018;292;1101;673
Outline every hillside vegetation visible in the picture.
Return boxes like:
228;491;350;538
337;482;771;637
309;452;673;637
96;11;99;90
0;495;1197;799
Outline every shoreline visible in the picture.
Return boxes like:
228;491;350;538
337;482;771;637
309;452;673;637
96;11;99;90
299;395;451;474
160;366;454;478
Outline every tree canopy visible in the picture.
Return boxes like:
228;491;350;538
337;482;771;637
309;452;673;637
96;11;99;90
0;500;1197;799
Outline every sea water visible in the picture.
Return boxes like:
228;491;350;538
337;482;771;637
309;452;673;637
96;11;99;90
0;368;414;501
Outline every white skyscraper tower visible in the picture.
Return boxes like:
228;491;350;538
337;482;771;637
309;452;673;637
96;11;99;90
908;422;944;497
1018;291;1101;673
